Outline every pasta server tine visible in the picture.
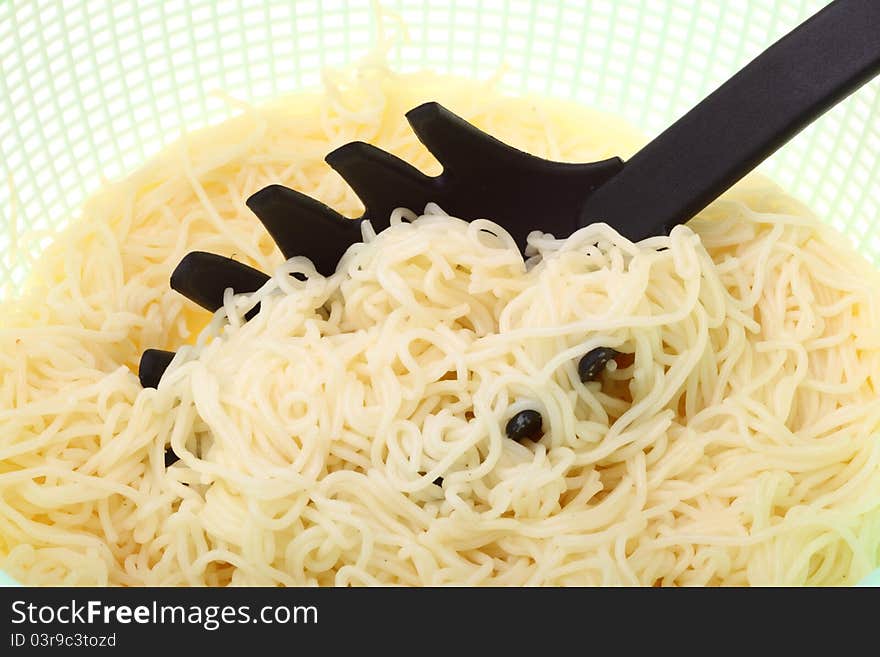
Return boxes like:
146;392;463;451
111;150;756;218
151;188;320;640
140;0;880;388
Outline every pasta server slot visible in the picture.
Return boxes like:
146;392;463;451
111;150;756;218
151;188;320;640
139;0;880;389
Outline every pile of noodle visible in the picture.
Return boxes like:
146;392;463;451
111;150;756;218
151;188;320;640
1;57;879;586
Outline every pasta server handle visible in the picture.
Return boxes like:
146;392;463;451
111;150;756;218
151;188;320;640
579;0;880;240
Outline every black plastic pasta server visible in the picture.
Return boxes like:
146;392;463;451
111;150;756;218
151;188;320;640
140;0;880;388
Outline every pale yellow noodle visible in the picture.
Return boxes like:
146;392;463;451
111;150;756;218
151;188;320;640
1;63;879;586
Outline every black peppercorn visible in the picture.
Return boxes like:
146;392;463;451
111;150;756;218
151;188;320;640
505;409;543;442
577;347;620;382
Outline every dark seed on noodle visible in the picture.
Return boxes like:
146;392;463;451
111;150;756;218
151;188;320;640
164;447;180;468
505;409;543;442
578;347;620;382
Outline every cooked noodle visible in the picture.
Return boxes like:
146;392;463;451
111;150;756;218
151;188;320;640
1;61;879;586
